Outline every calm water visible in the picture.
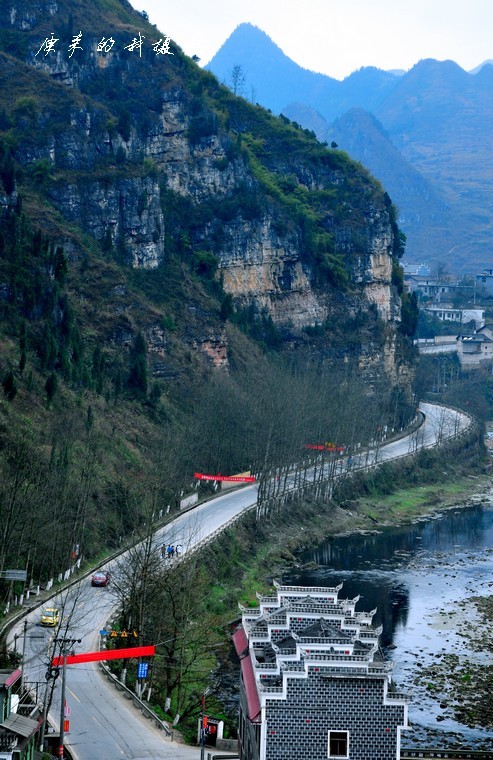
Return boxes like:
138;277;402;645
283;501;493;749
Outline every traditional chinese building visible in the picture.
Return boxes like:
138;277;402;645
233;582;410;760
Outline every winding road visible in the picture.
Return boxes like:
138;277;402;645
7;402;472;759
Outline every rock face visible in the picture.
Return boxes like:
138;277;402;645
49;175;164;269
0;0;413;397
217;207;399;328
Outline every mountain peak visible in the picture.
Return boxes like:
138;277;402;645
206;24;493;271
215;22;278;48
469;59;493;74
206;22;327;76
206;24;401;119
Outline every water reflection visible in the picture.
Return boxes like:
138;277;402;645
282;503;493;748
299;506;493;572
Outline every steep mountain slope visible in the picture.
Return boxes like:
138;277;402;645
207;25;493;273
0;0;412;371
375;59;493;268
326;109;460;265
0;0;416;588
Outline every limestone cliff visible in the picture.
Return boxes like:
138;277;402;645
0;0;416;401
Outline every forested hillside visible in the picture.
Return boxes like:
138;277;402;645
0;0;417;596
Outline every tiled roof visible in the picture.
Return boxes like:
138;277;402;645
299;619;352;640
238;583;400;716
1;712;40;739
275;634;297;652
0;669;22;688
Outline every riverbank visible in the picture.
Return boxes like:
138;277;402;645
235;471;493;590
202;439;492;623
412;587;493;739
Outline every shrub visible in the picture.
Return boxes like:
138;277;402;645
2;370;17;401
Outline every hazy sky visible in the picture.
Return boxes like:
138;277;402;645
133;0;493;80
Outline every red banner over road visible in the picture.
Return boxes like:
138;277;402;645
304;444;345;452
194;472;256;483
52;645;156;666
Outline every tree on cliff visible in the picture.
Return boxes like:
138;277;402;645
127;332;148;398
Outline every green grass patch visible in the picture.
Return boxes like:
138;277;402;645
357;475;486;519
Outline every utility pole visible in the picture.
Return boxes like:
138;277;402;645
58;652;67;759
51;638;81;759
200;688;211;760
200;692;206;760
20;618;28;693
39;675;51;754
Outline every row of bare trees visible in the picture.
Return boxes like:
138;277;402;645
0;424;101;592
1;349;415;605
109;516;218;728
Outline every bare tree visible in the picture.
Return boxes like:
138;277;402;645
109;508;219;725
229;64;247;96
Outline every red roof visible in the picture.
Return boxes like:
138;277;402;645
240;653;261;722
233;627;261;723
232;627;249;657
0;669;22;688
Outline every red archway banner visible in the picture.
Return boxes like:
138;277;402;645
304;444;345;452
52;645;155;666
194;472;256;482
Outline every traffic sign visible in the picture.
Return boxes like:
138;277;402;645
1;569;27;581
137;662;149;679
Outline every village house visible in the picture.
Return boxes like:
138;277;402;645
0;669;41;760
457;323;493;368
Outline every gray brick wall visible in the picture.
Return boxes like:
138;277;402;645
264;676;403;760
237;585;406;760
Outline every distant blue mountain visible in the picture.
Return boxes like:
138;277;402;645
207;23;493;273
206;23;400;122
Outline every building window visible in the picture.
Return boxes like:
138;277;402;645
328;730;349;757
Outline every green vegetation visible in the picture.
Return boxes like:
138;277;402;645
0;116;417;615
0;3;420;736
352;477;484;519
417;353;493;422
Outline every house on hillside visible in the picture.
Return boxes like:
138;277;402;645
457;323;493;368
233;582;410;760
402;262;431;277
406;275;454;302
422;306;484;330
476;269;493;297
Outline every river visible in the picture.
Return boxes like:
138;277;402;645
282;499;493;751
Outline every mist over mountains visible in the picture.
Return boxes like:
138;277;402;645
207;23;493;273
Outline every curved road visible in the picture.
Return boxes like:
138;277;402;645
8;403;472;759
